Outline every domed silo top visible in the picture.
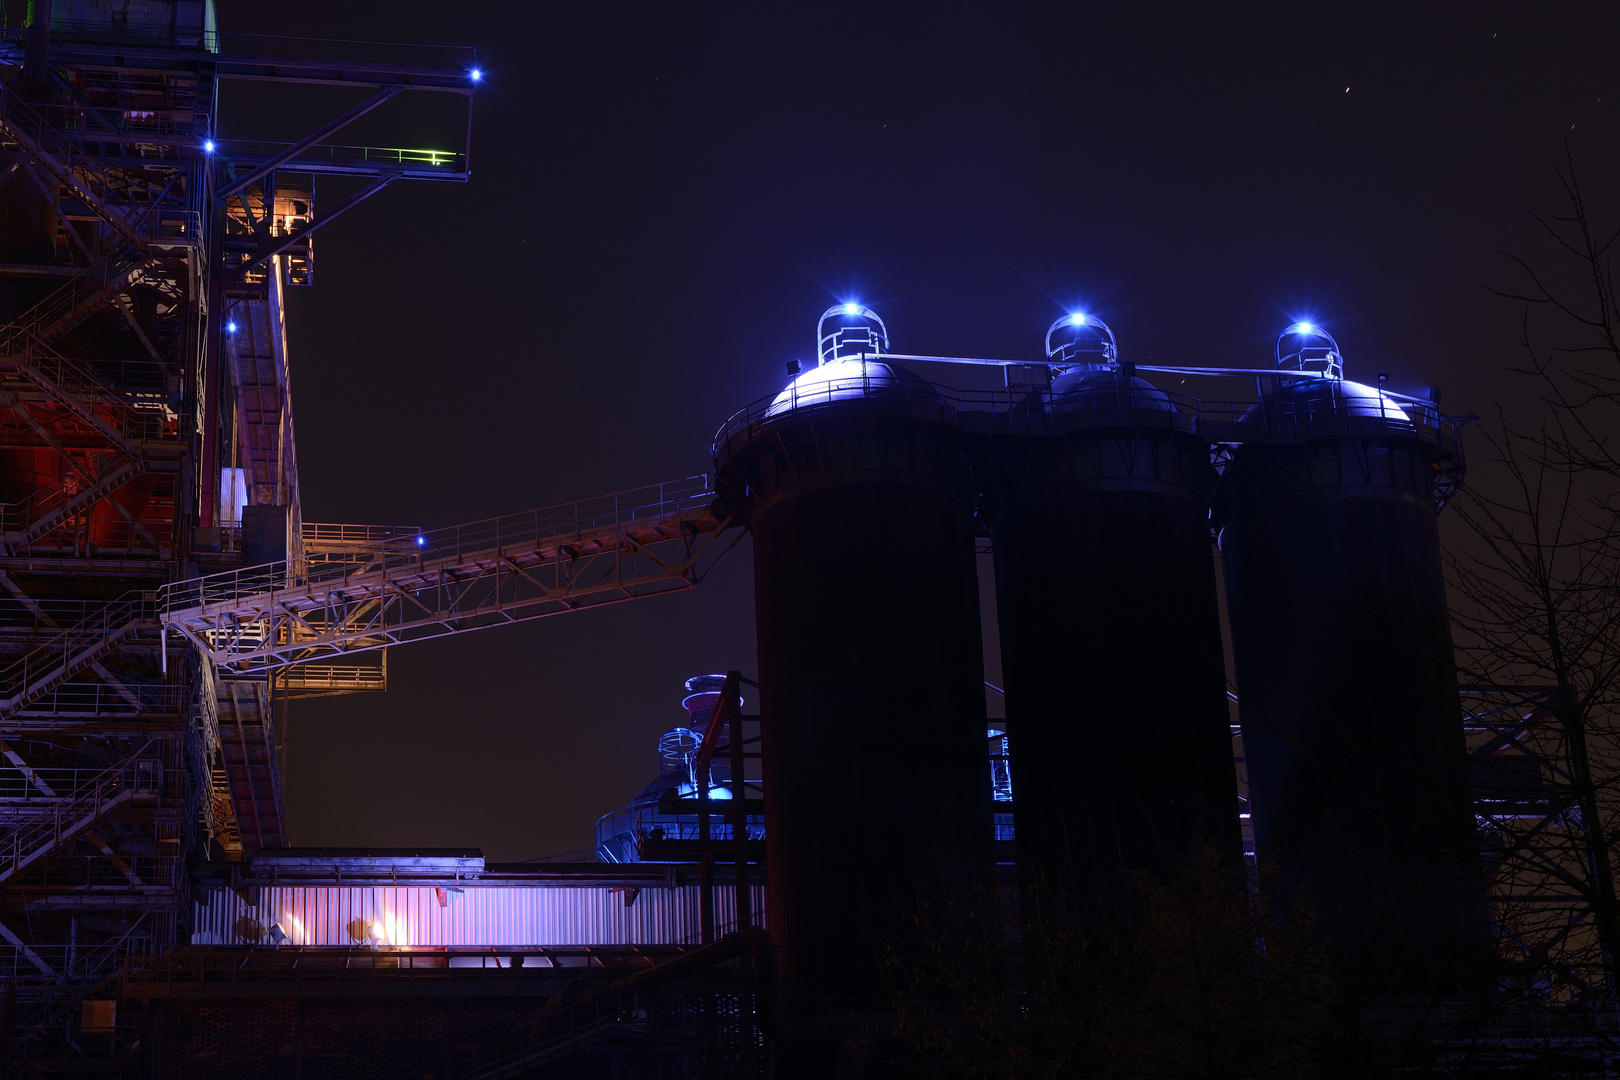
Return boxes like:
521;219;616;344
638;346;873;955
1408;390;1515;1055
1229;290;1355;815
1245;323;1418;434
1042;314;1178;429
1259;376;1415;426
763;304;951;422
1051;365;1174;409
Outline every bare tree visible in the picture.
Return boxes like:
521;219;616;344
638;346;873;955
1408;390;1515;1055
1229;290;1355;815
1494;149;1620;482
1447;152;1620;999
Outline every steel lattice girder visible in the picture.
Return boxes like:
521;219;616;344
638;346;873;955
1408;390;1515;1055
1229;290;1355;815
161;477;740;675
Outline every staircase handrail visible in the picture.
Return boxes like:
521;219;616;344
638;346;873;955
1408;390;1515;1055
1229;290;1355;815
0;85;152;250
0;591;153;703
466;988;643;1080
0;332;168;448
14;932;155;1039
0;755;157;883
5;244;147;347
0;457;143;544
466;928;785;1079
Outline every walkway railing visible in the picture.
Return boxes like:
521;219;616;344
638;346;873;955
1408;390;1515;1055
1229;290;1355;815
164;475;717;615
0;757;160;884
47;24;475;73
712;371;1467;461
158;477;735;670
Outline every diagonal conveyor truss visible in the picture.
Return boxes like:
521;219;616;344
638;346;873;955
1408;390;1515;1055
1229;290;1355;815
160;476;739;675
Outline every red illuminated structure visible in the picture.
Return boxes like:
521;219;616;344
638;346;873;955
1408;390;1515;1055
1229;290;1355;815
0;1;474;1065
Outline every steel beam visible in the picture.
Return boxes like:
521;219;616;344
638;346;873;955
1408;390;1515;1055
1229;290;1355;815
217;86;405;201
161;476;740;673
230;173;396;282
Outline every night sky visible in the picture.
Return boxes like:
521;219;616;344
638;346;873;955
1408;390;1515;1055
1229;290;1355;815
206;2;1620;860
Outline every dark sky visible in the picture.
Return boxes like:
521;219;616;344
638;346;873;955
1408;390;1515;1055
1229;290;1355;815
209;1;1620;860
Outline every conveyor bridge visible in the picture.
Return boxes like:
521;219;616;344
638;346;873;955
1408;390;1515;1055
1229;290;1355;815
160;476;739;675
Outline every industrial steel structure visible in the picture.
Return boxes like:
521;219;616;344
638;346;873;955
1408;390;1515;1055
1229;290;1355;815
0;1;478;1069
712;304;995;1045
144;298;1619;1074
980;313;1242;929
0;4;1608;1076
1213;323;1490;996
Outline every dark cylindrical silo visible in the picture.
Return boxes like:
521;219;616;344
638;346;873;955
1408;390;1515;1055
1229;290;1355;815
713;305;992;1030
983;316;1242;926
1213;324;1488;993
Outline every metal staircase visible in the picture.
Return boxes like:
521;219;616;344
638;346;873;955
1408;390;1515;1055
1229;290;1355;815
8;243;153;349
0;15;480;1074
0;592;155;720
0;85;152;252
0;457;144;555
465;929;778;1079
469;988;647;1080
0;340;167;453
0;761;155;885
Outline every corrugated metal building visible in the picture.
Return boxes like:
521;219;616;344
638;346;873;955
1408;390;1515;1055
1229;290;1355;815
191;849;768;948
191;883;769;947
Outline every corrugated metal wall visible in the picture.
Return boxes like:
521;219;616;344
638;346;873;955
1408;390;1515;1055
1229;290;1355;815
191;884;771;947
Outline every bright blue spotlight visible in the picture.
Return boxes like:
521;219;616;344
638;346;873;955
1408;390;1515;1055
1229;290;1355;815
415;535;426;547
1071;313;1087;326
843;303;859;315
469;68;482;82
225;320;237;333
203;139;215;153
1291;321;1315;334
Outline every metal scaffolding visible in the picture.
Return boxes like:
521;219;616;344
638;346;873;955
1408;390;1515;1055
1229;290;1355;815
0;5;475;1064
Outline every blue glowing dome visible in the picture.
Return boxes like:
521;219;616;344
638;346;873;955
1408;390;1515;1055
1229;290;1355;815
1050;365;1178;431
762;303;953;421
1051;365;1173;407
1247;376;1416;427
1237;325;1416;434
1275;323;1344;380
765;358;952;421
1043;310;1173;429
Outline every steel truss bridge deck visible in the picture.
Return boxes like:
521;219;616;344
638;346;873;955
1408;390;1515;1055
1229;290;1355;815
159;477;738;675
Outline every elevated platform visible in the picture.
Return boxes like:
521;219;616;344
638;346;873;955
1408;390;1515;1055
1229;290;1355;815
33;28;477;90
